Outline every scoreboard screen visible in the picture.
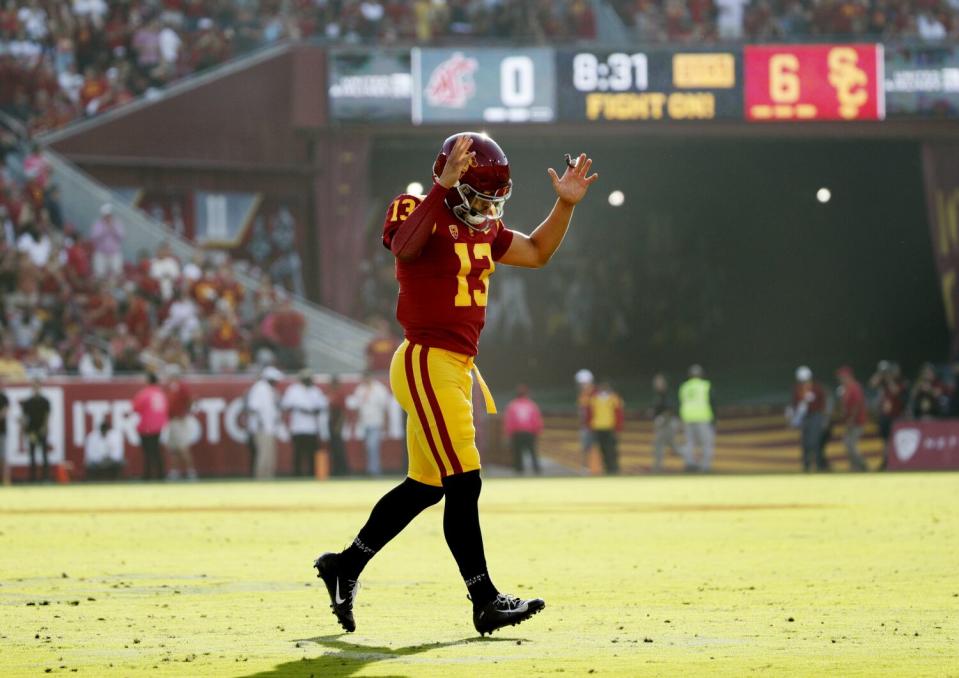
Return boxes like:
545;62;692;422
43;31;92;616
744;44;884;122
412;48;555;124
557;49;743;122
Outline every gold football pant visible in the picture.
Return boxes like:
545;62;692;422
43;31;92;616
389;340;496;487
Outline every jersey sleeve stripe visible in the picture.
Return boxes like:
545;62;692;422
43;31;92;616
404;343;447;478
418;346;464;474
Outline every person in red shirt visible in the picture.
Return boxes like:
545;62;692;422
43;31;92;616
836;366;869;472
86;282;118;335
365;316;400;373
164;366;196;480
314;132;598;637
791;366;830;472
216;262;244;311
503;384;544;474
124;292;153;348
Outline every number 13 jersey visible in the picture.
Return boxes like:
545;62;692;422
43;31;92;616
382;189;515;357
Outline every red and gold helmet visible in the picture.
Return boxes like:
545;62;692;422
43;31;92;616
433;132;512;232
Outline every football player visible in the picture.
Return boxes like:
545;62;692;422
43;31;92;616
315;132;598;636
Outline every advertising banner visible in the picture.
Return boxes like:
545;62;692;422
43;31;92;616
744;44;884;121
922;143;959;358
412;47;555;124
888;420;959;470
556;48;743;122
328;50;412;122
885;45;959;117
1;377;405;481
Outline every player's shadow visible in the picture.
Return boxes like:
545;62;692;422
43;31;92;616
240;633;521;678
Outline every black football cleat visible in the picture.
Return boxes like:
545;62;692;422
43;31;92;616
473;593;546;636
313;552;360;632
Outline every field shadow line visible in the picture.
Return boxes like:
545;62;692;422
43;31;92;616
238;633;517;678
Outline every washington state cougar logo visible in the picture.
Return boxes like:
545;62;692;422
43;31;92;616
425;53;478;109
894;428;921;462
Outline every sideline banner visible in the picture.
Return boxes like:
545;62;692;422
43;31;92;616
922;143;959;359
888;420;959;470
1;377;406;480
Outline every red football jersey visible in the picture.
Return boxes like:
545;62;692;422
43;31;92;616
382;188;514;356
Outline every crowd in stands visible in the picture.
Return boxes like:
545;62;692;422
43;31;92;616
0;132;305;380
0;0;597;137
610;0;959;43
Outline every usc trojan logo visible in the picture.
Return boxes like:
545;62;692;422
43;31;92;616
827;47;869;119
467;154;478;168
425;52;478;109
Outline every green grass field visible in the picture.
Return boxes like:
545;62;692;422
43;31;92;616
1;474;957;677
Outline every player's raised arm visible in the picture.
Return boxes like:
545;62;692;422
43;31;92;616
387;135;475;262
499;153;599;269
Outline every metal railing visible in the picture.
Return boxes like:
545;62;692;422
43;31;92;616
44;150;373;374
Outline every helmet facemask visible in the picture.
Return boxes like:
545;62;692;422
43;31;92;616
450;181;512;231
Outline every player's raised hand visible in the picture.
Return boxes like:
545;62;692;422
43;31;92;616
437;135;475;189
548;153;599;206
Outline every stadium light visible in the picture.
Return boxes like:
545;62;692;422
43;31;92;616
816;187;831;204
406;181;424;195
608;190;625;207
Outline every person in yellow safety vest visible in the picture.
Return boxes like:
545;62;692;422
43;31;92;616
588;381;624;474
678;364;715;472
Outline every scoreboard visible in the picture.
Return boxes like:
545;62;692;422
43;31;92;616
744;44;884;122
556;49;743;122
322;43;958;124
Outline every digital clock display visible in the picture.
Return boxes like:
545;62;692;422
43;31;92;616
557;49;743;122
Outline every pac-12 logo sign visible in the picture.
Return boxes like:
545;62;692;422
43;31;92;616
449;224;459;239
425;52;478;108
894;428;921;462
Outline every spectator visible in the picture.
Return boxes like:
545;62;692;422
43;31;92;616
260;293;305;370
835;366;869;471
159;288;200;345
869;361;907;470
89;203;124;279
246;366;282;479
716;0;749;39
910;363;944;419
19;376;50;482
679;364;715;472
0;378;9;485
109;323;142;372
327;375;349;476
349;371;391;476
504;384;544;475
83;415;124;480
131;372;168;481
651;372;680;472
16;221;51;267
281;368;329;478
575;368;596;470
207;305;242;373
150;242;181;301
164;366;196;481
588;380;624;474
77;344;113;379
8;305;42;351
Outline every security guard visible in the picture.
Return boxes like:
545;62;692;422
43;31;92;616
678;364;715;472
